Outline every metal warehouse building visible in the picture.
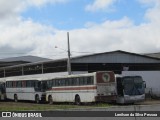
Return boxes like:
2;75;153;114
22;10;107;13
0;50;160;78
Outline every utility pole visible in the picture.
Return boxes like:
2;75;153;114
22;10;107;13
67;32;71;75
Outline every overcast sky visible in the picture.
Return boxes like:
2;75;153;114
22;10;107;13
0;0;160;59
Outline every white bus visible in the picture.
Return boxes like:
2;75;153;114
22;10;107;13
45;71;145;104
5;77;47;103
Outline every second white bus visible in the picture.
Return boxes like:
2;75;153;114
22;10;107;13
5;77;47;103
45;71;145;104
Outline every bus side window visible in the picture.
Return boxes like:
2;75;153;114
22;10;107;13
32;81;36;87
84;77;87;85
87;77;93;85
65;79;69;86
52;79;55;87
22;81;26;87
8;81;12;88
71;78;74;86
55;79;60;87
26;81;31;87
79;77;84;85
72;78;79;86
61;79;65;86
6;82;8;88
17;81;22;88
13;81;16;88
76;77;79;86
47;80;53;88
68;78;72;86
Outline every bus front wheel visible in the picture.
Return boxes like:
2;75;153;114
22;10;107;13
14;94;18;102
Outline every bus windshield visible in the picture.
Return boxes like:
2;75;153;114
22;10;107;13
123;76;145;96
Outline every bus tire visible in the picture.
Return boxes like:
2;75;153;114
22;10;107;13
48;95;53;105
35;95;40;104
14;94;18;102
75;95;81;105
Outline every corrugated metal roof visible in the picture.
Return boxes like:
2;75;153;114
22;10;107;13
1;50;160;69
145;52;160;59
0;55;52;63
71;50;160;63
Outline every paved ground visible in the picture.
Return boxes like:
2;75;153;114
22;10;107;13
0;99;160;120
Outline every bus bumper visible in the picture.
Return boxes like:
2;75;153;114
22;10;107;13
117;94;145;104
95;95;117;102
125;94;145;103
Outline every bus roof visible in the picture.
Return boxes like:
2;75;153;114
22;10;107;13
2;71;115;81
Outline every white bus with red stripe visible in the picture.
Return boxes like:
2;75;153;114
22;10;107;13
46;71;117;104
45;71;145;104
5;77;47;103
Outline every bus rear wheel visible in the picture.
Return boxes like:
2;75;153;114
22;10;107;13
35;95;40;104
75;95;81;105
14;94;18;102
48;96;53;105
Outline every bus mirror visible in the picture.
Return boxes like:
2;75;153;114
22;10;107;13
143;81;146;88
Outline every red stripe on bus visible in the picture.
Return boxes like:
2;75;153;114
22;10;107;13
50;86;97;91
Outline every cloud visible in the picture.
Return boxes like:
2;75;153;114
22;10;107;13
138;0;160;5
0;0;160;59
85;0;117;12
0;0;67;20
26;0;67;7
140;0;160;24
0;0;66;58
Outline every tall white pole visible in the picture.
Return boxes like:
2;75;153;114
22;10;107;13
67;32;71;75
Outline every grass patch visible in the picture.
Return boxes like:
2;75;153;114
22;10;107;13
0;102;112;111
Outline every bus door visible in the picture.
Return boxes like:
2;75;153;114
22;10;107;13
116;77;124;97
0;83;6;100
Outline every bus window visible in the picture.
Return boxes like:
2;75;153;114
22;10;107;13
26;81;32;87
61;79;65;86
72;78;79;86
13;81;16;88
79;77;84;85
8;82;12;88
76;78;79;86
52;79;55;87
68;78;72;86
87;77;93;85
6;82;9;88
31;81;36;87
22;81;26;87
47;80;52;88
17;81;22;88
55;79;60;86
84;77;88;85
65;78;69;86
